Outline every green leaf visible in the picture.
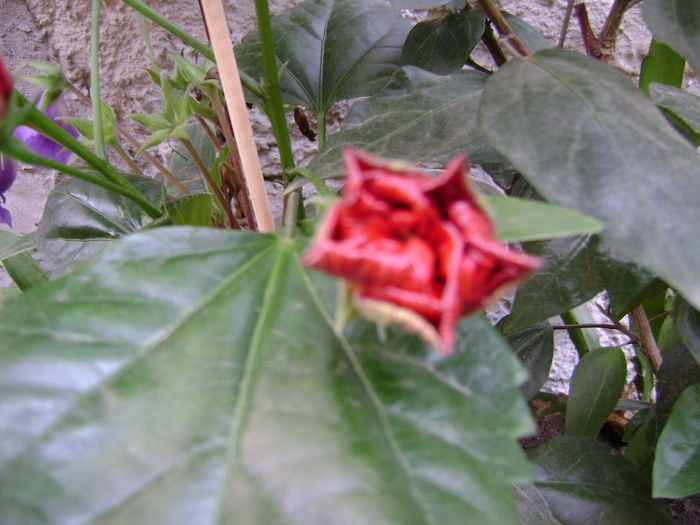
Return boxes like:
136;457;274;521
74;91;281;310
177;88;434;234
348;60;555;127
0;227;534;525
504;235;603;333
480;49;700;312
0;231;46;290
236;0;411;114
566;347;627;437
513;484;562;525
168;123;219;194
500;321;554;400
529;436;673;524
649;82;700;146
625;343;700;474
127;112;171;132
502;11;550;53
308;67;487;180
400;10;486;75
643;0;700;76
653;383;700;498
485;196;602;243
33;174;165;279
676;299;700;362
640;40;685;96
389;0;453;9
165;193;214;226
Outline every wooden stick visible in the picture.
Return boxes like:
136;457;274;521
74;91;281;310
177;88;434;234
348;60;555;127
200;0;275;232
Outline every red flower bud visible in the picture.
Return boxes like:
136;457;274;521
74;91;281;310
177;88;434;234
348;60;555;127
0;55;12;122
303;148;541;354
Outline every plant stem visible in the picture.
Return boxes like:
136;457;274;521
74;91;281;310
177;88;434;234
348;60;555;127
181;137;235;226
90;0;106;159
254;0;295;179
283;188;301;239
631;306;662;375
113;142;145;176
65;82;190;194
476;0;531;58
195;115;221;153
316;112;327;151
120;0;263;100
557;0;576;48
552;321;638;343
1;136;162;218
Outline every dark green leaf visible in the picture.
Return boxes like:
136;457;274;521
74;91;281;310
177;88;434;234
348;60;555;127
0;231;46;290
500;321;554;400
309;67;487;180
0;228;533;525
529;436;673;524
676;299;700;362
566;347;627;437
623;407;652;442
388;0;455;10
653;383;700;498
480;50;700;311
504;235;603;333
639;40;685;96
485;196;602;243
502;11;550;53
236;0;411;114
643;0;700;76
33;175;165;279
400;10;485;75
625;343;700;473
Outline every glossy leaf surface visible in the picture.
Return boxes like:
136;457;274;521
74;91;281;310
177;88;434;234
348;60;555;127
676;299;700;362
529;436;673;524
0;227;533;525
504;236;603;333
33;174;165;279
480;50;700;311
653;383;700;498
566;347;627;437
236;0;411;114
309;67;487;179
400;10;485;75
485;196;602;243
643;0;700;76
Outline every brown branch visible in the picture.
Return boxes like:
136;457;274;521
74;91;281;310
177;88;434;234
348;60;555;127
632;306;663;375
574;0;632;62
476;0;531;59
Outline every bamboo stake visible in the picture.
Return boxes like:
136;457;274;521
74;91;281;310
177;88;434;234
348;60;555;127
200;0;275;232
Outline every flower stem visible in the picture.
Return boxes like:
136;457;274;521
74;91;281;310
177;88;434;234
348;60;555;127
1;136;162;218
91;0;106;159
254;0;295;180
316;112;327;151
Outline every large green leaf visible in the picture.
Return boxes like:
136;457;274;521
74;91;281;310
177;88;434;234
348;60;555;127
643;0;700;76
309;66;488;179
0;227;533;525
32;175;165;279
504;235;603;333
400;10;486;75
653;383;700;498
565;347;627;437
529;436;673;524
480;49;700;311
235;0;411;114
640;41;685;96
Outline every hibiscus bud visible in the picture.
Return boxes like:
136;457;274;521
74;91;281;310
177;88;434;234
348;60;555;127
0;55;12;122
303;148;541;355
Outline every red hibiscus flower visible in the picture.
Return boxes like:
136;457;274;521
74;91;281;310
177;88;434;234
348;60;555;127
302;148;541;354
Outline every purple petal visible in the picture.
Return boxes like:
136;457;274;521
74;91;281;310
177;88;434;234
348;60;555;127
0;202;12;228
14;93;79;165
0;154;16;195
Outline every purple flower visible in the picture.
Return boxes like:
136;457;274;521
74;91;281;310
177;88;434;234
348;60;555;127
14;93;79;164
0;154;16;227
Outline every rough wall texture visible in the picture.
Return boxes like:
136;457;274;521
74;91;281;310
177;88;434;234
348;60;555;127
0;0;678;391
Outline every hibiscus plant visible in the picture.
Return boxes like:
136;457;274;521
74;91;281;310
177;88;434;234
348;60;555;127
0;0;699;523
